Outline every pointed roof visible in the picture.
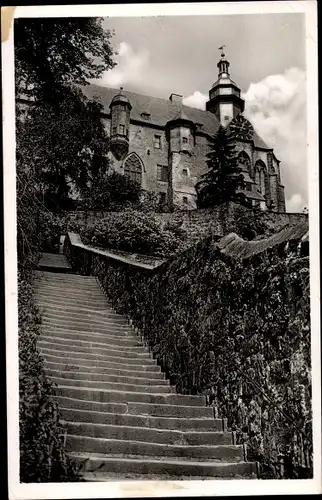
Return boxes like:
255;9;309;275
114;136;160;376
110;87;132;108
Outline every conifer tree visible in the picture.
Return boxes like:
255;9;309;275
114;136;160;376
196;125;244;208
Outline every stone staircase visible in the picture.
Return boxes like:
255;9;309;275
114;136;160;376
34;253;257;481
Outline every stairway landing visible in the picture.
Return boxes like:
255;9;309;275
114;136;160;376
38;252;72;273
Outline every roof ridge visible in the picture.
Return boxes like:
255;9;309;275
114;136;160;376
87;82;212;115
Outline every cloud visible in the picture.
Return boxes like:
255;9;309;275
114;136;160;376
183;91;207;110
286;193;306;213
100;42;150;88
243;67;307;211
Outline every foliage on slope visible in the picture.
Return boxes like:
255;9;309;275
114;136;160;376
65;223;312;479
18;270;81;482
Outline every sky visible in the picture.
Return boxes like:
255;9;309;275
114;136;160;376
97;14;307;212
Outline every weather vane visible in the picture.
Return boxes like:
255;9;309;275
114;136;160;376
218;45;226;57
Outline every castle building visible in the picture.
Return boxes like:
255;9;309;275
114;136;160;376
81;51;286;212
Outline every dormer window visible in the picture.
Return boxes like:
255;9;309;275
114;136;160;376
141;112;151;121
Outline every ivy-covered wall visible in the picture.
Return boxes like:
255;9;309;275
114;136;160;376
64;225;312;479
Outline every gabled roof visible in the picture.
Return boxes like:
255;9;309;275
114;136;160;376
81;83;274;153
81;83;220;136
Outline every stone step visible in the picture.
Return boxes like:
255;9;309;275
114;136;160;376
36;300;121;318
41;325;140;342
41;323;134;338
82;471;236;481
65;434;243;462
47;368;168;386
127;401;214;419
49;375;172;394
45;361;165;380
38;338;152;360
63;421;232;447
40;330;146;349
38;307;129;326
41;319;132;335
36;287;108;301
36;283;108;298
41;352;162;373
36;281;105;294
39;330;149;352
36;294;110;312
60;407;224;432
39;346;156;366
69;452;257;479
56;396;128;414
40;314;131;331
56;396;213;419
55;385;207;407
35;270;98;284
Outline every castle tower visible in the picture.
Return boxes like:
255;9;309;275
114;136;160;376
109;88;132;160
166;109;196;209
206;48;245;126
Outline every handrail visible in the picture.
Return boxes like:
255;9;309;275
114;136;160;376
66;232;166;271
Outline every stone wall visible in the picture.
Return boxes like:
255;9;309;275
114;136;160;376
65;202;308;239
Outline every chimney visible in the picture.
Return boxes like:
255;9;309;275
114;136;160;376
169;93;183;104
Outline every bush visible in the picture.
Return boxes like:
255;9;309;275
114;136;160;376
19;270;81;482
79;209;185;257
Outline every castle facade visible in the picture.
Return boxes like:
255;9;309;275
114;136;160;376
82;52;286;211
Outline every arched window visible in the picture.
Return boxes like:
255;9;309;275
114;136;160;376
255;160;269;197
123;153;143;185
238;151;251;172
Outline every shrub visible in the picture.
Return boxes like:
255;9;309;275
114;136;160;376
79;209;185;257
19;270;81;482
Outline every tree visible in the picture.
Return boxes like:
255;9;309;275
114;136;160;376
14;17;116;106
15;18;116;218
80;171;143;211
195;125;244;208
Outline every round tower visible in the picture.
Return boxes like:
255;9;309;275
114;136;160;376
166;109;195;154
109;88;132;160
206;48;245;126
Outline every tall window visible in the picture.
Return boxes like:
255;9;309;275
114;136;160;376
182;168;188;177
182;137;188;144
238;151;251;172
157;165;168;182
154;135;161;149
124;153;143;185
119;124;125;135
183;196;188;204
255;160;268;196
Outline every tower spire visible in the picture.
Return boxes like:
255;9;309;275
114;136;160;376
217;45;230;78
206;47;244;125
